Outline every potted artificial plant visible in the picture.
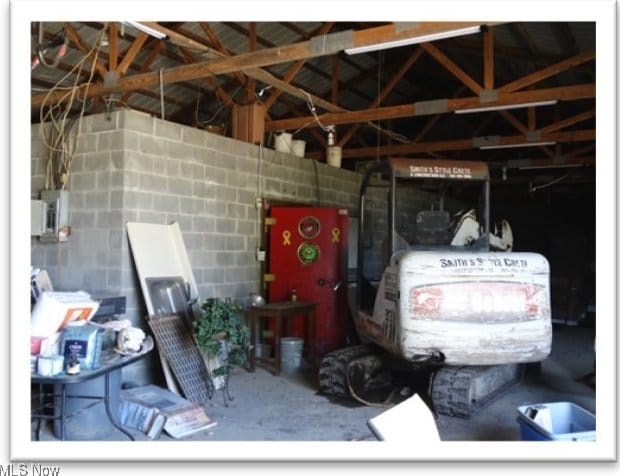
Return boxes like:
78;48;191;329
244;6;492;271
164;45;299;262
194;298;250;379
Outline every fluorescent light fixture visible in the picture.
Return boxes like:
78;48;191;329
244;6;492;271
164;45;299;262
519;163;582;170
455;100;558;114
480;141;557;150
125;21;167;40
345;25;481;55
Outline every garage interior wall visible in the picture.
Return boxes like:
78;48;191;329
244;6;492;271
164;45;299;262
30;109;368;383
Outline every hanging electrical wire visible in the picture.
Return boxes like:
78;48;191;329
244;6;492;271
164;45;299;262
39;23;105;190
529;166;583;193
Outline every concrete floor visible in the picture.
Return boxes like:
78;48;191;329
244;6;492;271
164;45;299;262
33;324;595;442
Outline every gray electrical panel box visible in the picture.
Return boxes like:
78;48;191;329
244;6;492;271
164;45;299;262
31;199;47;236
39;190;71;242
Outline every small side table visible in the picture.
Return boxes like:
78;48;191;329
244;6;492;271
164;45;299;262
246;301;317;376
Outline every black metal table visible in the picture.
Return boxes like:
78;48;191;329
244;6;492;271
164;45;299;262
31;336;153;441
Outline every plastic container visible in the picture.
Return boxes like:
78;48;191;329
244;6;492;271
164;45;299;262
516;402;596;441
280;337;304;373
291;139;306;157
274;132;293;153
327;145;342;168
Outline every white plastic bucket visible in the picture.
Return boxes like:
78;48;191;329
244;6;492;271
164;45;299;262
274;132;293;153
280;337;304;373
292;139;306;157
327;145;342;168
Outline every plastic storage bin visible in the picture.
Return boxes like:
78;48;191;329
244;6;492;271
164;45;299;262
516;402;596;441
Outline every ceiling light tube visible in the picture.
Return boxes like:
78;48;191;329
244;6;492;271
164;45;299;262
125;21;167;40
455;100;558;114
345;25;481;55
519;164;582;170
480;141;557;150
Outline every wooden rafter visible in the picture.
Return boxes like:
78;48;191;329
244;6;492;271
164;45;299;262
331;55;339;105
483;26;494;90
178;46;236;107
341;129;594;159
33;22;491;107
540;109;596;133
199;22;247;86
564;143;595;159
414;86;467;143
263;22;335;111
499;50;595;93
338;47;424;148
108;22;118;72
63;23;107;78
421;42;482;95
117;32;149;75
265;83;595;131
246;22;257;101
133;22;344;114
121;41;164;103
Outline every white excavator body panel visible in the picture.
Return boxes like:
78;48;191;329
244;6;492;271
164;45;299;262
357;251;552;365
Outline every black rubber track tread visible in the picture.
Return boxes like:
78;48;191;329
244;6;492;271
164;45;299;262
431;366;473;418
431;365;523;418
318;344;376;397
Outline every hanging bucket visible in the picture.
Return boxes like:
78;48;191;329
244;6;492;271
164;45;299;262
291;139;306;157
274;132;294;153
327;146;342;168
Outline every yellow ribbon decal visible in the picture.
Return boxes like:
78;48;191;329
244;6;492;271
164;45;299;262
282;230;292;246
331;227;340;243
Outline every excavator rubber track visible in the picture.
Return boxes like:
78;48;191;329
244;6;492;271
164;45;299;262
430;364;524;418
318;344;378;397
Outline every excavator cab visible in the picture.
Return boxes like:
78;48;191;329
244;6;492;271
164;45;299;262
356;158;492;316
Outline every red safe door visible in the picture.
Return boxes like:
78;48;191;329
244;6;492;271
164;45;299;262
268;207;349;356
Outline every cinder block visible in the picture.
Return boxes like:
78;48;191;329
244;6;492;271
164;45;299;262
226;203;246;220
152;194;179;213
96;210;124;228
119;110;154;134
192;216;215;233
236;189;255;206
166;158;181;177
83;269;109;294
155;119;183;141
123;171;141;190
97;130;124;151
204;166;226;184
140;135;166;156
69;173;96;191
139;174;167;192
215;185;236;203
70;211;96;229
137;211;165;224
225;235;245;251
182;126;207;147
123;131;140;152
83;151;111;171
85;191;109;209
179;197;200;215
193;181;216;199
168;177;193;196
216;218;236;234
167;214;193;231
79;133;98;153
216;252;235;267
90;111;119;133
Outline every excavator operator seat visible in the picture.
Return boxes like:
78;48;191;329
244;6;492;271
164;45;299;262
413;210;452;246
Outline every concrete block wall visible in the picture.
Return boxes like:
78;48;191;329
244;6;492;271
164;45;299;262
31;109;363;384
